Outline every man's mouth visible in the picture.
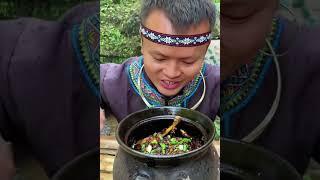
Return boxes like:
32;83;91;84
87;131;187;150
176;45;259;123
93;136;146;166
160;80;180;90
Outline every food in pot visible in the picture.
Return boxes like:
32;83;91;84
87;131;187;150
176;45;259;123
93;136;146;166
131;116;204;155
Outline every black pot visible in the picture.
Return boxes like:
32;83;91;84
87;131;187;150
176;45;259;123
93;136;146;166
51;147;99;180
114;106;219;180
221;138;302;180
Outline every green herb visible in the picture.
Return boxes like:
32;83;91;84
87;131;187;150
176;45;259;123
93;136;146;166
181;138;192;144
183;144;188;151
151;139;158;144
170;138;178;145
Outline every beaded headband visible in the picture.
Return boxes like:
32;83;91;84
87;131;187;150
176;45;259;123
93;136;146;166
140;24;212;47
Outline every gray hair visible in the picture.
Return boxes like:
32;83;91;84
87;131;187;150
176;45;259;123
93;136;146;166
140;0;216;33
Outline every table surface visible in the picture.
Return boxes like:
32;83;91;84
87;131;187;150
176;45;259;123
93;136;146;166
100;135;220;180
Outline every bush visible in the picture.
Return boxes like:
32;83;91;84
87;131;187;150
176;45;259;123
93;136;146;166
100;0;141;63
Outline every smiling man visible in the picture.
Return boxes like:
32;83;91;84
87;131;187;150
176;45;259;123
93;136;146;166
100;0;220;123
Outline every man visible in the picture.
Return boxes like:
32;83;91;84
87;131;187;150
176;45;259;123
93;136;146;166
100;0;219;122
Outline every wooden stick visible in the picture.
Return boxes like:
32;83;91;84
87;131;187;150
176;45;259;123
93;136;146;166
136;115;183;145
160;116;182;137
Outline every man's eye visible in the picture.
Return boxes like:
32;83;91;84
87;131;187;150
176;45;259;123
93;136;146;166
183;61;194;65
154;58;165;61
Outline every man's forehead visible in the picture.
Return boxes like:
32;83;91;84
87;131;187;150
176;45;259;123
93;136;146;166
149;49;199;58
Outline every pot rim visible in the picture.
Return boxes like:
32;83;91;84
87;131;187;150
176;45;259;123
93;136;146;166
116;106;216;161
52;147;99;180
221;138;301;179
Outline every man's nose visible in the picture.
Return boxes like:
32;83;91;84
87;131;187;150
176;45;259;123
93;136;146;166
163;62;181;79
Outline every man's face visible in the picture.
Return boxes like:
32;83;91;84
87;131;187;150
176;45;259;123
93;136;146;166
221;0;278;80
141;9;211;97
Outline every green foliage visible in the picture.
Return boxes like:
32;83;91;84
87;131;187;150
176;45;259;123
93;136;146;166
100;0;141;64
213;3;220;39
0;2;15;19
214;116;220;140
205;40;220;66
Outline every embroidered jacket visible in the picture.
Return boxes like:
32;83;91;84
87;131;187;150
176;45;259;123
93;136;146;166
100;57;220;122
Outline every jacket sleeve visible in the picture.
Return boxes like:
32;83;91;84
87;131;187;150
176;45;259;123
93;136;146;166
0;18;28;179
100;63;112;116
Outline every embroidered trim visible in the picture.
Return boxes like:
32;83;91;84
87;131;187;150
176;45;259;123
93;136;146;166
71;14;100;98
140;24;212;47
221;18;283;137
126;56;206;108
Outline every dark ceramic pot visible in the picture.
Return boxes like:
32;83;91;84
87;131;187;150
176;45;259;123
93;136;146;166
52;147;99;180
113;107;219;180
221;138;302;180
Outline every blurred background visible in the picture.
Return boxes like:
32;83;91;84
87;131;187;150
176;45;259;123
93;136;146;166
0;1;95;179
0;0;95;20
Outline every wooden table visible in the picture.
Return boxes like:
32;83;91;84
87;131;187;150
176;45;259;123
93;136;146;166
100;136;220;180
